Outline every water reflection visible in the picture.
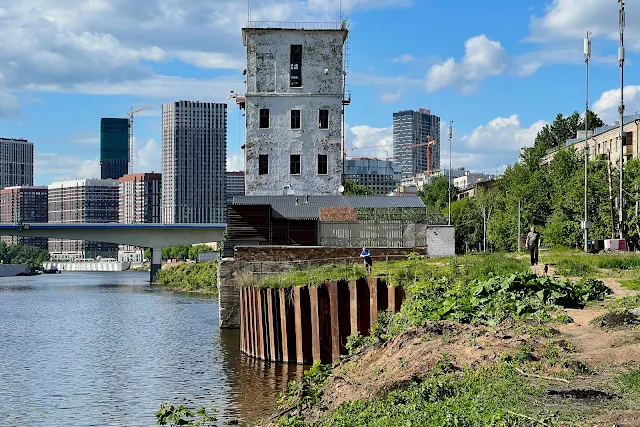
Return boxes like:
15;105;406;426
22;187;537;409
0;272;301;427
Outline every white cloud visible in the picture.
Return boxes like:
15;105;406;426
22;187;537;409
528;0;640;52
34;152;100;182
134;138;161;173
392;54;414;63
426;35;507;94
592;85;640;123
345;124;393;159
0;92;20;117
379;90;401;104
227;152;244;171
0;0;410;96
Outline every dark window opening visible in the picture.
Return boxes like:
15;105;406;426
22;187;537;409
259;109;270;128
290;45;302;88
291;110;301;129
290;154;301;175
319;109;329;129
318;154;328;175
259;154;269;175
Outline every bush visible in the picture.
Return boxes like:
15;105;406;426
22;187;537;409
154;262;217;293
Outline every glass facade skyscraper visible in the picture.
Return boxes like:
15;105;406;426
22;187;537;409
100;118;129;179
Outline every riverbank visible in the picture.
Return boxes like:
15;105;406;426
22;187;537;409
262;252;640;427
153;261;217;294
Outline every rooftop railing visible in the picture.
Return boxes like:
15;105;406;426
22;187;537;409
245;21;344;30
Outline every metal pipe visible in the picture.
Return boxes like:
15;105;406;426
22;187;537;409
584;31;591;252
619;0;625;240
448;121;453;226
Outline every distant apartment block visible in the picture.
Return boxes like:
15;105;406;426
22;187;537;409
345;158;402;195
100;118;130;179
0;138;34;189
0;186;48;249
161;101;226;223
226;171;245;204
241;22;349;196
399;168;469;191
119;173;161;224
48;179;120;260
453;172;495;190
393;109;441;178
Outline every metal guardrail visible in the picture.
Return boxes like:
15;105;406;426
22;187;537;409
245;21;343;30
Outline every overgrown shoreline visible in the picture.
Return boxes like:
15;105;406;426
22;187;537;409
153;262;218;295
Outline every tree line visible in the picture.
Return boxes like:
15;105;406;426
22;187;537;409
418;110;640;252
0;242;50;267
143;244;217;261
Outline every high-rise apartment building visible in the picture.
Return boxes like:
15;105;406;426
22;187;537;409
100;118;130;180
225;171;245;205
0;138;34;189
48;179;120;260
119;173;161;224
345;158;402;195
0;186;48;249
241;23;349;196
393;109;441;178
161;101;226;223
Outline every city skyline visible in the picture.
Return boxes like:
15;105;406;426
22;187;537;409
0;0;639;186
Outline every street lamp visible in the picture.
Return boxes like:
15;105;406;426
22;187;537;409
583;31;592;252
618;0;625;240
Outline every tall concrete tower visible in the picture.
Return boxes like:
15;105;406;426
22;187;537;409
161;101;227;223
241;22;349;196
393;109;441;178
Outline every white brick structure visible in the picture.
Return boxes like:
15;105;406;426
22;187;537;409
241;23;348;196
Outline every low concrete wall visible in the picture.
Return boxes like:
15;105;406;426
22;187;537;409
0;263;29;277
240;279;405;364
426;226;456;257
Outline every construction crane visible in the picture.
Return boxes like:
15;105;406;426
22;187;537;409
127;106;150;174
408;135;436;175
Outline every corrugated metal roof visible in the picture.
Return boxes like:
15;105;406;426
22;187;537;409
231;195;426;220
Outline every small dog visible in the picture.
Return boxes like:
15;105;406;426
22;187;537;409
543;264;549;276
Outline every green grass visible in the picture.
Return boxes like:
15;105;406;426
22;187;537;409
280;364;554;427
556;258;597;276
619;277;640;291
606;295;640;310
613;368;640;395
154;262;217;294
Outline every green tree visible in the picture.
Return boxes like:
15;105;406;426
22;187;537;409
0;243;50;267
418;176;454;211
342;179;374;195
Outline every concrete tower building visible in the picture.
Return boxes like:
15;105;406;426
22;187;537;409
241;22;349;196
0;138;34;189
393;109;441;178
161;101;227;223
100;118;130;180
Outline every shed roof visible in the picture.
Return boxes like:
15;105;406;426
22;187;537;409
231;195;426;220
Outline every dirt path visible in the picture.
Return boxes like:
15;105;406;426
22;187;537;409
555;278;640;366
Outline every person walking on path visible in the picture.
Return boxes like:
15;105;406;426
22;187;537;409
360;247;373;275
525;226;541;266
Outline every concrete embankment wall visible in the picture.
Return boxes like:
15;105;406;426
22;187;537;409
0;264;29;277
240;278;404;365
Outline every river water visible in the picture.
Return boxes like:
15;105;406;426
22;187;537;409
0;272;302;427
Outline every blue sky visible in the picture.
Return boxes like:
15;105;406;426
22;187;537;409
1;0;639;185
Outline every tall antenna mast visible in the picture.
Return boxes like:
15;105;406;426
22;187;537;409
340;0;342;21
248;0;251;23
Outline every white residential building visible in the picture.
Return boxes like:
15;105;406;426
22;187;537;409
161;101;227;223
241;22;349;196
0;138;34;189
453;172;495;190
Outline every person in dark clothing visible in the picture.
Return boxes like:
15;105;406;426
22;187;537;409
525;226;541;266
360;247;372;275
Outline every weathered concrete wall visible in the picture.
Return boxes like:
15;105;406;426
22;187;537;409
426;226;456;257
243;28;347;196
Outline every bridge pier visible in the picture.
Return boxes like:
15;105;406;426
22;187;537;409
150;248;162;282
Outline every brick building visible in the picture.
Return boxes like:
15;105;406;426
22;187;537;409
0;186;48;249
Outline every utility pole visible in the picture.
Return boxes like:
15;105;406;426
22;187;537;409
583;31;591;252
608;151;616;239
448;121;453;226
517;198;521;252
618;0;625;240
